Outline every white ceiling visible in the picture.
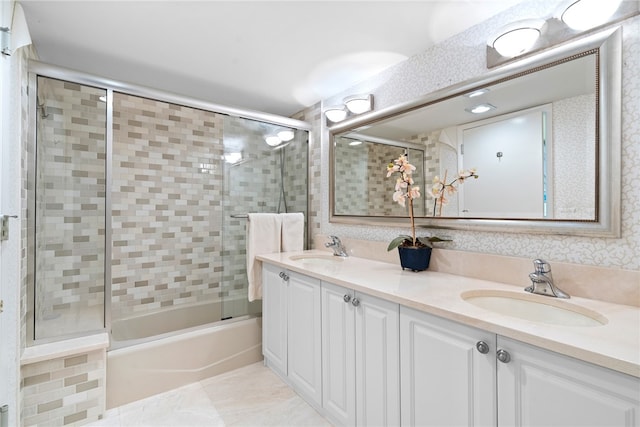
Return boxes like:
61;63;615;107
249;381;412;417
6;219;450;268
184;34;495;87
19;0;525;117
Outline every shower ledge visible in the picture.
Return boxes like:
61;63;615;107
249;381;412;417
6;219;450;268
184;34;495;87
21;332;109;365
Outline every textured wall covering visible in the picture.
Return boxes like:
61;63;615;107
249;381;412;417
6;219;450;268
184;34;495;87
321;1;639;271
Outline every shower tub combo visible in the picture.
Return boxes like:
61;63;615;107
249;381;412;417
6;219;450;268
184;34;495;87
27;68;310;412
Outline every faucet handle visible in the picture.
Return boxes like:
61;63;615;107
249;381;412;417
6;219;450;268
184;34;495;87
533;259;551;274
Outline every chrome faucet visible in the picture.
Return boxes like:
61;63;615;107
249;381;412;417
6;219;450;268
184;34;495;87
525;259;569;298
325;235;348;257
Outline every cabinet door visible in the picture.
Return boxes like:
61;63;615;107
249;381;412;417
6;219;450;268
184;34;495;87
355;292;400;427
400;306;496;427
287;271;323;406
262;263;287;376
497;336;640;427
322;281;356;426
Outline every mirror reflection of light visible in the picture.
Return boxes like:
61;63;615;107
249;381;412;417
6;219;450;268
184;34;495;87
561;0;623;31
277;129;295;142
223;152;242;164
466;104;496;114
265;135;282;146
466;89;489;98
349;140;363;146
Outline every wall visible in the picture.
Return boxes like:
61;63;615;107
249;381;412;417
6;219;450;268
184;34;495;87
319;0;640;271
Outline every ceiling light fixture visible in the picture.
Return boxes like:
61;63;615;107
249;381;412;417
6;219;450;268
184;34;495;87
489;19;545;58
344;94;373;115
324;106;348;123
560;0;624;31
465;103;496;114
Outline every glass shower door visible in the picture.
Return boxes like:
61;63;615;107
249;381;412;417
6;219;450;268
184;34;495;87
220;116;308;320
33;77;107;340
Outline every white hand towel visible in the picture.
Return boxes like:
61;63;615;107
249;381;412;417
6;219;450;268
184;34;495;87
246;213;282;302
281;212;305;252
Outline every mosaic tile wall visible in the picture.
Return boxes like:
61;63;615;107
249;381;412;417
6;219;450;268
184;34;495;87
34;77;106;339
21;350;105;426
334;139;428;217
111;93;225;320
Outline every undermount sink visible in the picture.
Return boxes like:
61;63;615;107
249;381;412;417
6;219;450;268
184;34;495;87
461;290;607;327
289;254;345;265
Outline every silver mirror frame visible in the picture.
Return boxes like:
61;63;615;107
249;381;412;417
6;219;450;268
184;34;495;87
329;27;621;237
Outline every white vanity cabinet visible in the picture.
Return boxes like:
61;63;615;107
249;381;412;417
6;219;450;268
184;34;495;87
262;263;288;376
400;306;496;426
497;336;640;426
261;263;322;407
400;306;640;427
321;281;400;426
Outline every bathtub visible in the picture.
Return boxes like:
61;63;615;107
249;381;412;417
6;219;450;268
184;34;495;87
107;304;262;409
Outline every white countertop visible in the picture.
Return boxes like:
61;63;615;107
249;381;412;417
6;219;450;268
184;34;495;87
258;250;640;378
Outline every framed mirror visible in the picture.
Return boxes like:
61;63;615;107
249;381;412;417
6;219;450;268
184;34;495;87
329;27;621;237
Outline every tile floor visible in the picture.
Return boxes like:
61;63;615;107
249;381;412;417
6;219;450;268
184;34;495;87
88;362;332;426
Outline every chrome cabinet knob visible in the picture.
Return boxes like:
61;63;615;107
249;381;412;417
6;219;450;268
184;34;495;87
351;298;360;307
343;294;352;303
497;349;511;363
476;341;490;354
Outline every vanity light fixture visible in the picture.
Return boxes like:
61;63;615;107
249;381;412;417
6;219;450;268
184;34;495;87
489;19;545;58
465;103;496;114
344;94;373;115
560;0;624;31
325;94;374;124
324;106;348;123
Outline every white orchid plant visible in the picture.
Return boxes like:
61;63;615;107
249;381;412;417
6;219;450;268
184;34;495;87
386;154;451;251
429;169;479;217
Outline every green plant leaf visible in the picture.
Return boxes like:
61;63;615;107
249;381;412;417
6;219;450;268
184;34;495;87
387;235;413;251
416;236;453;247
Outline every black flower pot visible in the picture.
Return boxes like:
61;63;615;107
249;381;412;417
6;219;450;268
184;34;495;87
398;246;432;272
